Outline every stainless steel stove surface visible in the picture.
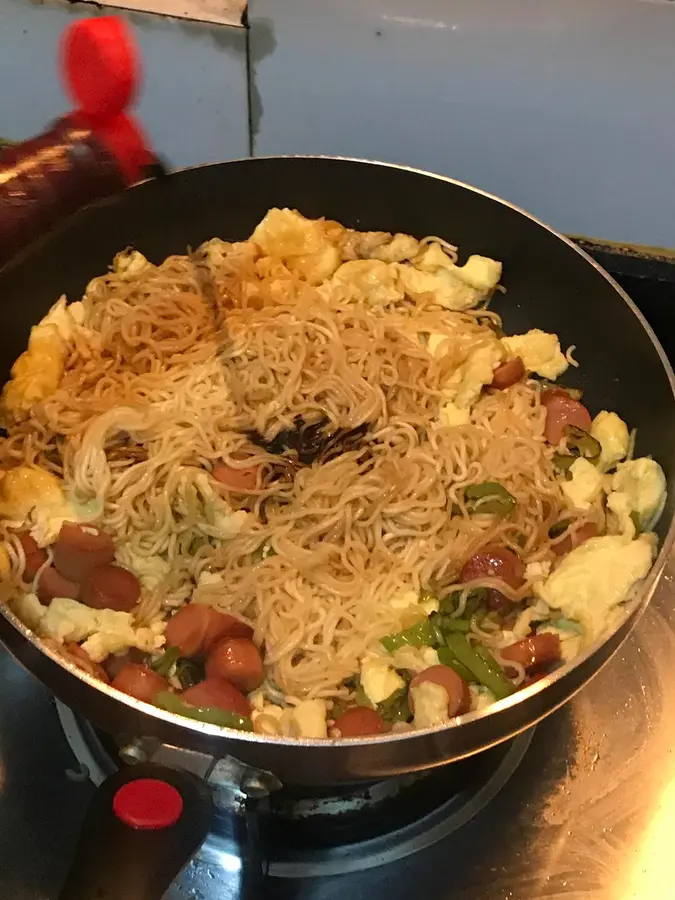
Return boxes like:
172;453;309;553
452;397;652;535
1;242;675;900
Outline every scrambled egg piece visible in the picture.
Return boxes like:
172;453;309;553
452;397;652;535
251;208;340;285
0;466;95;546
439;400;471;428
325;259;404;305
251;696;328;738
11;591;45;630
399;245;501;311
281;699;328;739
177;471;248;541
453;255;503;293
591;411;630;472
610;457;666;531
360;656;406;705
30;596;165;662
501;329;568;380
40;295;86;342
370;233;420;263
1;294;95;418
390;645;440;674
115;545;170;593
561;457;604;510
451;343;504;409
2;323;64;417
112;249;151;279
411;680;449;728
427;333;452;359
434;341;502;427
537;534;655;642
469;684;496;712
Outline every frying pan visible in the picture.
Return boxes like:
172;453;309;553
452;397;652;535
1;157;674;897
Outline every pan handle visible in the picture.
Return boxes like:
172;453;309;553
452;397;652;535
57;762;213;900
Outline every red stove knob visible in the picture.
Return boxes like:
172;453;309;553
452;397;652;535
112;778;184;830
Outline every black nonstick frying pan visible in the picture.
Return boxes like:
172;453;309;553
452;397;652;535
1;156;674;899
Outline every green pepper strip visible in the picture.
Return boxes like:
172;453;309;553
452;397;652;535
154;691;253;732
436;647;475;682
381;619;438;652
564;425;601;462
377;686;411;724
464;481;516;517
553;452;576;475
432;614;470;634
438;587;488;617
548;518;571;539
444;633;516;700
150;646;181;677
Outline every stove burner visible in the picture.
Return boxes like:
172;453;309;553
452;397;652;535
56;702;531;880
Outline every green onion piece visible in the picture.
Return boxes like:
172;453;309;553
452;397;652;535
381;619;437;653
154;691;253;731
464;481;516;517
436;646;476;682
548;518;571;539
444;633;516;700
150;646;181;677
564;425;601;462
174;657;205;689
553;453;576;476
630;510;642;534
376;686;411;724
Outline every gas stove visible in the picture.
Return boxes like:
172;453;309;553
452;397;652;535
1;240;675;900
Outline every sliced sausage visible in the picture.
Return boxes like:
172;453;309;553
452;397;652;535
552;522;598;557
64;642;110;683
500;633;561;672
18;532;48;581
541;391;592;445
460;545;525;590
205;637;264;693
203;610;254;649
53;522;115;582
165;605;254;658
331;707;387;737
112;663;167;703
182;678;252;718
81;564;140;612
37;566;80;606
212;461;261;493
490;357;525;390
409;665;471;717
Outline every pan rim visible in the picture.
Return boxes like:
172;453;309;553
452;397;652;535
2;153;674;751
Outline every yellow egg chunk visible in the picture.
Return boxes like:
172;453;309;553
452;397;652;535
1;323;65;417
0;466;63;522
